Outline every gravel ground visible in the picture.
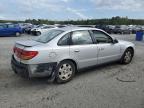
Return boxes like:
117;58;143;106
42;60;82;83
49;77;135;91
0;34;144;108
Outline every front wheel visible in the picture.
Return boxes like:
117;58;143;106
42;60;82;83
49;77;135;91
120;48;134;64
55;60;76;83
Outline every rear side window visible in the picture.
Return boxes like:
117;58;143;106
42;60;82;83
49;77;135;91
92;30;113;43
8;24;15;28
71;30;93;45
58;33;70;46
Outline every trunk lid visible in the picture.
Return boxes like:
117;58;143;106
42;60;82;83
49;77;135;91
16;40;42;47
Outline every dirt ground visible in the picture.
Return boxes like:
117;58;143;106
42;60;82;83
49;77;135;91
0;34;144;108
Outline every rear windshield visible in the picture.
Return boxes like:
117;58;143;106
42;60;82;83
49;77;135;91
34;30;64;43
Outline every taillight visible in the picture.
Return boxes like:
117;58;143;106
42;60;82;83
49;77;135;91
13;47;22;58
13;46;38;60
21;50;38;60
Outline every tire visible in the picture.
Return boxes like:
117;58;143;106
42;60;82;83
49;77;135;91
120;48;133;64
15;32;21;37
55;60;76;83
36;31;41;36
12;66;18;74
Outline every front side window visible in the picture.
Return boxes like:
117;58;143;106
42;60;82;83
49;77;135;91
0;25;4;29
71;30;93;45
8;24;15;28
2;25;7;28
92;30;113;43
34;30;64;43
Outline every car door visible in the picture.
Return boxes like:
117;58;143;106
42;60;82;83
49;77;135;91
7;24;16;35
2;24;13;36
70;30;98;69
92;30;121;64
0;25;8;36
56;33;71;62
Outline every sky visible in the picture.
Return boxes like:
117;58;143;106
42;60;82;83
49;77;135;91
0;0;144;20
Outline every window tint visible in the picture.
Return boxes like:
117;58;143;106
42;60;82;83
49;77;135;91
58;33;70;46
92;30;112;43
8;24;15;28
2;25;7;28
72;31;93;45
0;25;4;29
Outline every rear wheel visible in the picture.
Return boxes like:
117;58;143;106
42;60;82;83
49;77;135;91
55;60;76;83
15;32;21;37
121;48;133;64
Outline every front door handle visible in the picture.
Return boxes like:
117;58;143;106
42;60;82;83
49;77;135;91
74;50;80;52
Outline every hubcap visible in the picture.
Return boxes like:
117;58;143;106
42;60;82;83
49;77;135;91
124;51;132;63
58;63;73;80
16;32;20;36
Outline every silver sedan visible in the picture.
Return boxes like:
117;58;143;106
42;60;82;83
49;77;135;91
11;27;135;83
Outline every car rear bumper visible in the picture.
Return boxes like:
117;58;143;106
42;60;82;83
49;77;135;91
11;55;57;78
11;55;29;78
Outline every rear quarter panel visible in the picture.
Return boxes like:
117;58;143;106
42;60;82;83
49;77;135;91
20;44;54;64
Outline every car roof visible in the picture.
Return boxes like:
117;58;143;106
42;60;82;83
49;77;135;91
55;26;102;32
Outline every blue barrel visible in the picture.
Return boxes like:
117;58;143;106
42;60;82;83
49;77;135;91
136;31;143;41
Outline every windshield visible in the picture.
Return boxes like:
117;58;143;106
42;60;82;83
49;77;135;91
34;30;64;43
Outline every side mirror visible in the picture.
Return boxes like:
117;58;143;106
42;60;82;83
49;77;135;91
113;39;118;44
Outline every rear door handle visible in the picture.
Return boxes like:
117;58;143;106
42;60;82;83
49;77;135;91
74;50;80;52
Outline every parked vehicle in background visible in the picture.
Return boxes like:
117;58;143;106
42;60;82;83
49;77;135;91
78;25;94;28
140;26;144;32
18;23;33;33
24;25;36;34
95;25;107;31
0;23;22;36
131;25;140;34
106;25;115;34
31;25;55;36
54;24;68;28
31;24;68;36
11;27;135;83
24;26;33;34
30;24;46;32
113;25;131;34
95;25;115;34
